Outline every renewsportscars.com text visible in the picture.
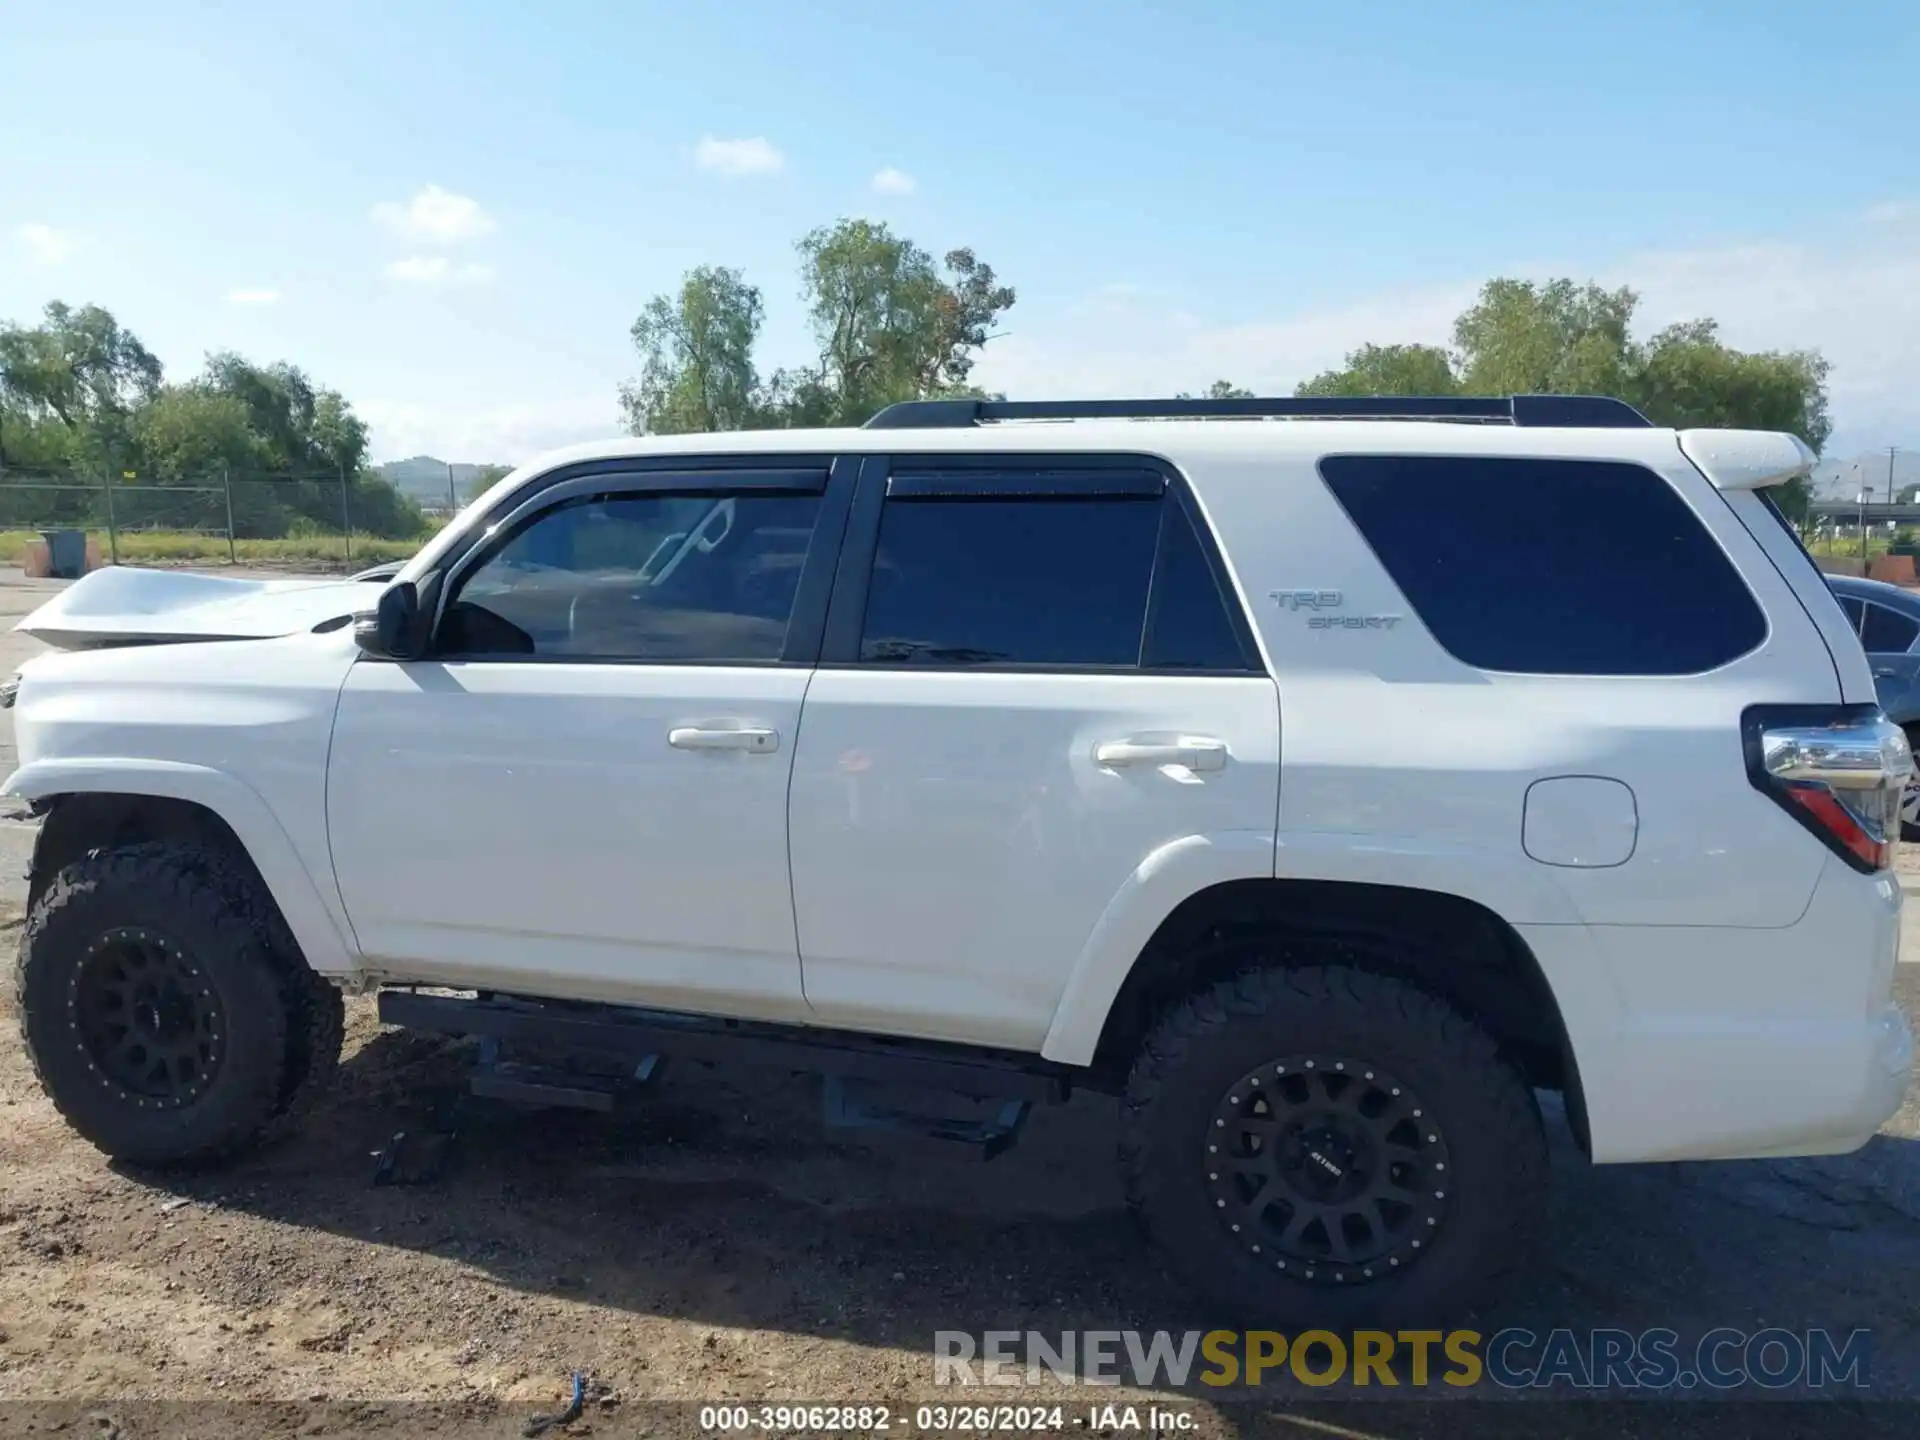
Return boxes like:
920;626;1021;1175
933;1327;1871;1391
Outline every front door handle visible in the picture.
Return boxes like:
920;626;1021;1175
669;726;779;754
1094;737;1227;772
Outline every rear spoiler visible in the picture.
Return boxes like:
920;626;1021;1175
1678;430;1816;491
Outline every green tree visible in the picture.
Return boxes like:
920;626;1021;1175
779;220;1015;425
0;301;162;469
1452;279;1639;397
132;386;260;477
920;246;1016;396
0;301;162;432
774;220;1013;425
1297;344;1458;397
1177;380;1257;400
620;266;766;435
621;221;1014;433
787;219;946;424
1633;319;1830;447
466;463;514;503
1292;279;1832;493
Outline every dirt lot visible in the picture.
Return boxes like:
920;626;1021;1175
0;946;1916;1438
1;571;1918;1438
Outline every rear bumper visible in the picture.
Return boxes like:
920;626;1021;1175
1523;861;1912;1163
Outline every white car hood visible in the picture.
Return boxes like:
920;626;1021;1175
15;566;377;651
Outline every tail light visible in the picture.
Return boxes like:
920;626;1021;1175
1745;705;1912;872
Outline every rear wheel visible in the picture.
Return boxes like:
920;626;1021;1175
1120;964;1547;1326
16;846;293;1166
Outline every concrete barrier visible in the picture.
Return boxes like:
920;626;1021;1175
1869;554;1917;586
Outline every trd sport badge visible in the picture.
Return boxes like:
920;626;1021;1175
1269;588;1403;631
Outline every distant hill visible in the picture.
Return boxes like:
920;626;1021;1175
1811;449;1920;502
377;456;506;508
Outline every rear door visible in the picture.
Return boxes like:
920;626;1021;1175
785;456;1280;1051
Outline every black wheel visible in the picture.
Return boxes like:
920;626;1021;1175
15;845;292;1166
1120;964;1547;1326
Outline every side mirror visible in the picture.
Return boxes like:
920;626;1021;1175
355;580;423;660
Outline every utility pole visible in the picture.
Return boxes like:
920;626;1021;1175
339;462;352;564
222;464;236;565
1859;484;1873;559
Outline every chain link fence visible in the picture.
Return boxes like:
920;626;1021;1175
0;465;441;569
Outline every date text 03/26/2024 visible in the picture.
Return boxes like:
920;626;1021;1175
698;1405;1177;1433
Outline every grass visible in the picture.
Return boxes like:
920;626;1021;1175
0;528;430;570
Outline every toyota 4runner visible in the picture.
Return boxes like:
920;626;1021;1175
6;393;1912;1324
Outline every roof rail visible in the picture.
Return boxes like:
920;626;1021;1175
862;394;1653;430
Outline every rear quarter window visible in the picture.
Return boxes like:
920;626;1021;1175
1320;454;1768;676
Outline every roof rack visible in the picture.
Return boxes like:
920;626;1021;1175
862;394;1654;430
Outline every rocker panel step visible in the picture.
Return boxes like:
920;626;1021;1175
378;989;1076;1103
822;1076;1032;1161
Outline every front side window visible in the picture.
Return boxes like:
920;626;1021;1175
1321;455;1767;676
439;489;821;661
1860;602;1920;655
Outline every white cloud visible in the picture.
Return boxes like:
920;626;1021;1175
359;394;616;465
973;280;1473;401
383;256;495;286
972;218;1920;451
371;184;495;245
15;223;73;265
226;287;280;305
693;136;784;177
1862;200;1918;225
871;167;916;196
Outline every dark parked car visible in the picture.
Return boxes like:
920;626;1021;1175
1827;573;1920;840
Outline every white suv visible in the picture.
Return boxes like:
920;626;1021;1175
6;394;1912;1323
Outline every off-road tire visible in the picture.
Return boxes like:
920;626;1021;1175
15;844;292;1167
81;839;343;1136
1119;963;1547;1326
265;964;344;1139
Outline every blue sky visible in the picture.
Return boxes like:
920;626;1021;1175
3;0;1916;463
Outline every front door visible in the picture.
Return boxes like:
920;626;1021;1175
787;457;1282;1052
328;459;848;1018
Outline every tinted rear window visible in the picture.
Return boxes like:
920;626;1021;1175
860;494;1161;666
1320;455;1767;676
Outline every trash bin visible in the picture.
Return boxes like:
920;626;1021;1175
41;529;87;580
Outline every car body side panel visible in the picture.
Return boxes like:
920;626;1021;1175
1536;857;1908;1162
2;632;363;975
1185;439;1843;932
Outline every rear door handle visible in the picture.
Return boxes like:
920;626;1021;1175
668;726;779;754
1094;737;1227;772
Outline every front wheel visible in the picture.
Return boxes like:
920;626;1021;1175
15;845;294;1167
1901;775;1920;845
1119;964;1547;1326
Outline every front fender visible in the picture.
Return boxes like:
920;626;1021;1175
4;757;360;979
1040;830;1276;1065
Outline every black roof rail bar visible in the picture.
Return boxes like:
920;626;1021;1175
863;394;1653;430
